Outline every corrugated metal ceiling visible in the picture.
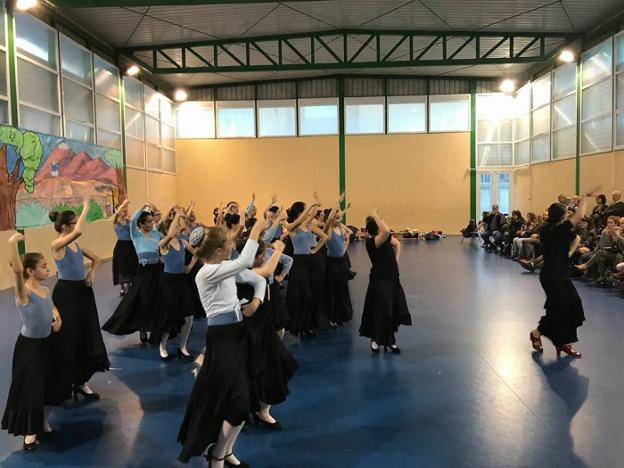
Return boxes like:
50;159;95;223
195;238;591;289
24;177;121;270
60;0;623;87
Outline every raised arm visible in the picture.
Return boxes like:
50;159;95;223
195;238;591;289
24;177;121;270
51;198;90;252
283;202;320;233
245;193;256;220
570;187;601;225
310;224;329;254
160;212;182;249
371;209;391;248
185;200;195;217
324;194;344;235
8;233;28;306
252;241;285;278
390;236;401;262
113;199;129;224
81;246;101;287
237;269;266;317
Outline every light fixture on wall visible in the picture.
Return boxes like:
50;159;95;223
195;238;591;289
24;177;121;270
126;65;140;76
16;0;38;10
174;89;188;102
499;79;516;93
559;49;575;63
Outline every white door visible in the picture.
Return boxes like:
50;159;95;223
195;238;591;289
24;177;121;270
478;171;511;218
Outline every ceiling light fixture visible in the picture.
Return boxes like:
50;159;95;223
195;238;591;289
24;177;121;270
126;65;140;76
174;89;188;102
559;49;575;63
16;0;38;10
499;79;516;93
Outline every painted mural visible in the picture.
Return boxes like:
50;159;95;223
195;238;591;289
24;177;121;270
0;125;125;231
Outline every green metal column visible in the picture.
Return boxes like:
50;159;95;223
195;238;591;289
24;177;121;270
469;80;477;220
575;61;581;195
338;76;346;216
118;73;128;195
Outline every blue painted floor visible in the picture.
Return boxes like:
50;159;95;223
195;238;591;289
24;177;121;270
1;240;623;467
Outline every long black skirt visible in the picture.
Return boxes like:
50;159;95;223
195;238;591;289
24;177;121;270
286;255;314;334
52;280;110;384
359;277;412;346
149;272;195;345
538;276;585;346
178;321;252;463
325;256;353;325
2;334;72;436
187;260;205;320
268;281;288;331
310;249;331;330
247;303;298;407
112;240;138;286
102;263;162;335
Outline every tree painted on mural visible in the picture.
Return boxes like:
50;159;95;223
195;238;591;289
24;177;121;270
104;148;126;203
0;126;44;231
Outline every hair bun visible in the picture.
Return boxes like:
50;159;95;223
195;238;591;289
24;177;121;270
189;226;206;247
49;211;59;222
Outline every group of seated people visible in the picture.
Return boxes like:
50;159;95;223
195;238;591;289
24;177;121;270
462;191;624;287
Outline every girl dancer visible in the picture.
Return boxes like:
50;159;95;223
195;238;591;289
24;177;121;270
178;219;266;467
50;200;110;400
359;210;412;353
235;237;298;429
150;211;197;360
284;196;327;337
2;233;71;451
529;192;595;358
324;199;354;327
102;202;163;344
112;199;138;296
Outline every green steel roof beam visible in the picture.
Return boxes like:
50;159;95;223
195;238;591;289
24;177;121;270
53;0;327;6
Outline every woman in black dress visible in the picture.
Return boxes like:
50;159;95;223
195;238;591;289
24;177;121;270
359;210;412;353
530;193;595;358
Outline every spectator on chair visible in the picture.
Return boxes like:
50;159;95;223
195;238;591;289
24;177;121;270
511;212;537;258
606;191;624;217
481;205;502;250
591;194;608;231
575;216;622;283
499;210;525;256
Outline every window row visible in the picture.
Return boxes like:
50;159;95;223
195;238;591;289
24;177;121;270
175;95;471;139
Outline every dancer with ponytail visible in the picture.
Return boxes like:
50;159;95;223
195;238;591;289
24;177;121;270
529;190;596;358
359;209;412;353
102;202;162;344
150;211;197;361
50;199;109;400
2;233;71;451
112;199;138;296
178;218;266;467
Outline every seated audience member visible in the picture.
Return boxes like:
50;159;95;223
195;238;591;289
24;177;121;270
606;191;624;217
511;212;537;258
591;194;608;231
498;210;525;255
480;205;502;250
576;216;623;284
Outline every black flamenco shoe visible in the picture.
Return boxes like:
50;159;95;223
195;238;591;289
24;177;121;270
329;322;338;330
253;413;282;430
224;453;250;468
160;353;174;362
139;331;148;344
385;345;401;355
23;437;39;452
177;348;194;361
73;385;100;401
205;446;226;468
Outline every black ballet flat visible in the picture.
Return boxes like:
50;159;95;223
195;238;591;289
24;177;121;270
329;322;338;330
205;446;225;468
23;437;39;452
73;385;100;401
160;353;174;362
253;413;282;430
385;345;401;355
224;452;250;468
139;331;148;344
177;348;194;361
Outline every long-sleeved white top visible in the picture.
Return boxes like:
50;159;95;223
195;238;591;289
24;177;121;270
195;238;265;319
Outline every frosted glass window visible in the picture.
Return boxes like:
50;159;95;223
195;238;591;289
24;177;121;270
345;97;384;134
581;115;612;154
124;77;143;109
66;121;93;143
60;36;91;85
387;96;426;133
617;74;624;112
160;98;174;126
96;94;120;132
532;106;550;136
162;149;176;173
145;115;160;145
553;63;576;99
513;83;531;165
216;101;255;138
176;101;215;138
0;100;9;125
617;34;624;73
0;5;5;49
582;79;612;121
478;120;499;143
514;115;530;141
94;56;119;100
553;127;576;159
20;106;60;135
125;136;144;168
429;95;470;132
582;39;612;87
258;100;296;137
532;135;550;163
514;140;530;165
15;13;57;68
616;113;624;147
298;98;338;135
532;74;551;109
146;144;161;171
17;58;59;112
479;173;492;215
0;51;7;98
125;107;144;139
553;94;576;131
97;128;121;150
498;173;510;214
161;123;175;149
144;86;160;118
63;79;94;124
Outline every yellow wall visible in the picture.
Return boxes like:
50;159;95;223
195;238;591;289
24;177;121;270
175;137;340;223
346;133;470;232
580;150;624;195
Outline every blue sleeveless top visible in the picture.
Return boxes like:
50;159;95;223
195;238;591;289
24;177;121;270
130;208;162;265
163;239;186;274
17;291;53;339
55;244;85;281
291;228;316;255
114;222;131;241
326;230;345;258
